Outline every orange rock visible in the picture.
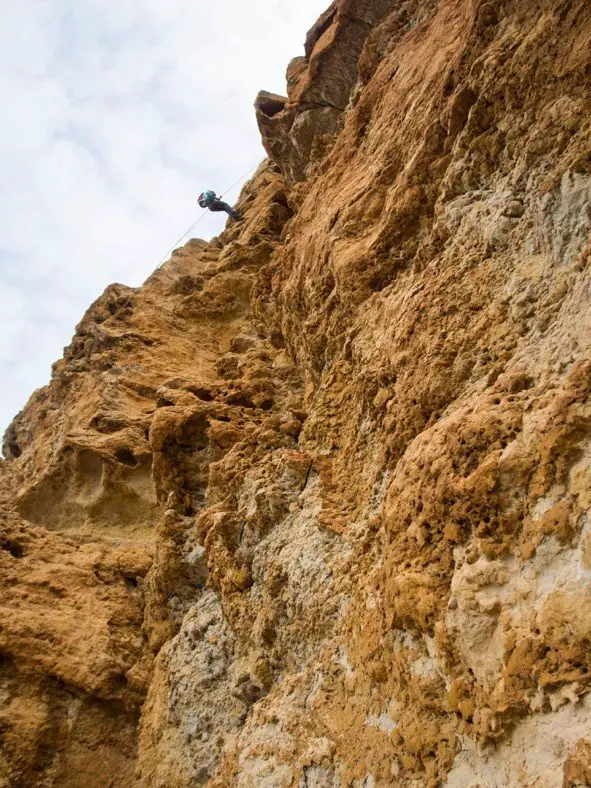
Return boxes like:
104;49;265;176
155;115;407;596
3;0;591;785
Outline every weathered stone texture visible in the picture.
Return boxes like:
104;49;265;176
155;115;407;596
2;0;591;785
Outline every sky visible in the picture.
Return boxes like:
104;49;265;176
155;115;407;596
0;0;329;441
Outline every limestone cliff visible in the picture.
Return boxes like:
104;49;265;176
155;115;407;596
1;1;591;786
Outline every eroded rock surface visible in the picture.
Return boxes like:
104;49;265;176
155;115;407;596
256;0;401;186
2;0;591;785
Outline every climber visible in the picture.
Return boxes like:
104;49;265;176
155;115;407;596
197;190;242;221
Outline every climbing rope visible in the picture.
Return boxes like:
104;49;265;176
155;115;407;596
154;213;208;270
220;162;259;198
155;162;260;271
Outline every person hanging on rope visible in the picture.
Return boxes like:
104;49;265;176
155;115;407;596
197;190;242;221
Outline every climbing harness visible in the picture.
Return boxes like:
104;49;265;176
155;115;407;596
155;163;259;270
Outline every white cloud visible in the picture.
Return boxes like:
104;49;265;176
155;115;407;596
0;0;328;439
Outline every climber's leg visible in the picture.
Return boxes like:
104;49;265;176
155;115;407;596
211;199;242;220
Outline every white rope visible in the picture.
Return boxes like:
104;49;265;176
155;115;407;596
220;162;259;198
155;212;208;270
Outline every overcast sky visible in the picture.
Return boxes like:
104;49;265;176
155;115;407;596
0;0;328;440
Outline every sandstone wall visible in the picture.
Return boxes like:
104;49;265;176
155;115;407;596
1;0;591;786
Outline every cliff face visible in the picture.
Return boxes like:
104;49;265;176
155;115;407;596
1;1;591;786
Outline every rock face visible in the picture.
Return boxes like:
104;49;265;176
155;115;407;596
2;0;591;785
255;0;402;186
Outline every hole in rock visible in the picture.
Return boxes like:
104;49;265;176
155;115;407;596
272;191;290;209
6;442;21;458
187;386;214;402
110;673;129;689
257;95;286;118
89;415;128;434
0;651;13;670
115;449;139;467
226;393;256;408
123;575;139;589
1;539;24;558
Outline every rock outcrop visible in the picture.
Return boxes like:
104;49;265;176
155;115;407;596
256;0;402;185
2;0;591;785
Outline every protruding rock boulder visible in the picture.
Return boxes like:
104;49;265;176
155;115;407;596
255;0;400;184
